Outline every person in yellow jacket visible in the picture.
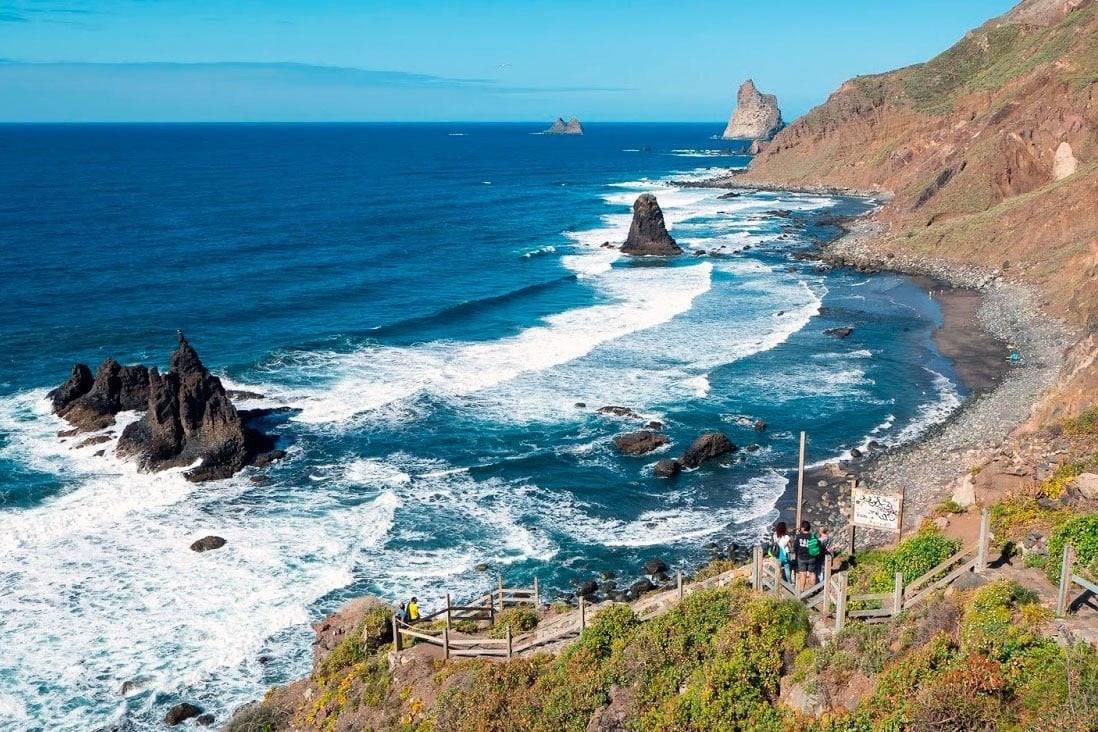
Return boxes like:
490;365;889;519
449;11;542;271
407;597;420;623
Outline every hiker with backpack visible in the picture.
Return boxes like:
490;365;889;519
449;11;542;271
795;520;823;593
815;526;833;584
767;521;793;583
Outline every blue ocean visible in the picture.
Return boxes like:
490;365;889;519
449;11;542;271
0;123;962;730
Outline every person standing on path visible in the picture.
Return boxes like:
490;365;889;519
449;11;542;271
815;526;832;584
407;596;420;624
795;521;818;594
771;521;793;583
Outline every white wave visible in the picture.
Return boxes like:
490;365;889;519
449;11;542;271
0;390;399;729
278;262;714;425
521;245;557;259
890;368;963;445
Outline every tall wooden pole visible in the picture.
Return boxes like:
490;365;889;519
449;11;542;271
795;431;806;531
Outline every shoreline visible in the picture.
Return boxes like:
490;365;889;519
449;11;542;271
776;217;1073;542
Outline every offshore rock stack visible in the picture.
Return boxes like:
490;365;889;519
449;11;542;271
721;79;784;141
620;194;683;256
49;332;282;481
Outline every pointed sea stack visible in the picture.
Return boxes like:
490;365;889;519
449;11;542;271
50;332;279;481
721;79;784;141
620;194;683;256
544;116;584;135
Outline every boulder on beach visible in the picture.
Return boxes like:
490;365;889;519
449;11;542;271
680;432;737;468
721;79;784;141
543;117;584;135
620;194;683;256
613;431;670;455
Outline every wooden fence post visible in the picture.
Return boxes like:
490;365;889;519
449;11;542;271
752;545;762;591
976;508;990;572
579;597;586;631
834;573;848;634
533;576;539;606
392;615;403;652
498;575;504;612
443;627;450;660
507;624;513;659
445;593;452;629
822;558;833;618
893;572;904;617
677;569;683;600
1057;544;1076;617
848;522;857;558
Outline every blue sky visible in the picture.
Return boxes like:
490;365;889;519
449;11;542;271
0;0;1017;122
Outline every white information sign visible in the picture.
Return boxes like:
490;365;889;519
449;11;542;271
852;487;903;532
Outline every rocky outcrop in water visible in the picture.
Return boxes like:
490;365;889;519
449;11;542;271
680;432;737;468
49;360;150;432
544;117;584;135
721;79;784;141
620;194;683;256
613;431;670;455
50;333;280;481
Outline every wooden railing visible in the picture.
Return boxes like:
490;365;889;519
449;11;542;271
391;508;993;659
828;509;990;632
1057;544;1097;617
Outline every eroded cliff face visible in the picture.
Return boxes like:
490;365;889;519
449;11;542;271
743;0;1098;417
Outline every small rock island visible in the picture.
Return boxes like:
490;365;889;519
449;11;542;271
620;194;683;256
721;79;784;142
543;117;584;135
49;332;282;481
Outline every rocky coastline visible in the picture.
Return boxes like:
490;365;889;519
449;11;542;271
778;216;1073;541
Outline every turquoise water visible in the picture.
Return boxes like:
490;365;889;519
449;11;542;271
0;123;960;730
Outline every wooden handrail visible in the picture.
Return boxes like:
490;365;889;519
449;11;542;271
903;543;977;595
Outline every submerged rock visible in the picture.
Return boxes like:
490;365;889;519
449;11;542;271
620;194;683;256
190;536;227;553
543;116;584;135
824;327;854;339
680;432;737;468
597;405;644;420
721;79;784;141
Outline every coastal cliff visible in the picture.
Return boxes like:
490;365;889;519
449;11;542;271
744;0;1098;418
721;79;784;140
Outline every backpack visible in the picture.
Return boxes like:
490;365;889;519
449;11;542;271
806;533;821;558
777;543;790;564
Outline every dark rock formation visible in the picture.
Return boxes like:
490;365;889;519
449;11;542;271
680;432;737;468
620;194;683;256
824;327;854;339
115;333;278;481
721;79;784;141
190;536;227;553
613;431;670;455
653;458;682;478
165;703;202;726
196;714;215;727
49;333;279;482
643;558;668;575
49;360;150;432
629;578;656;597
544;117;584;135
597;405;644;420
